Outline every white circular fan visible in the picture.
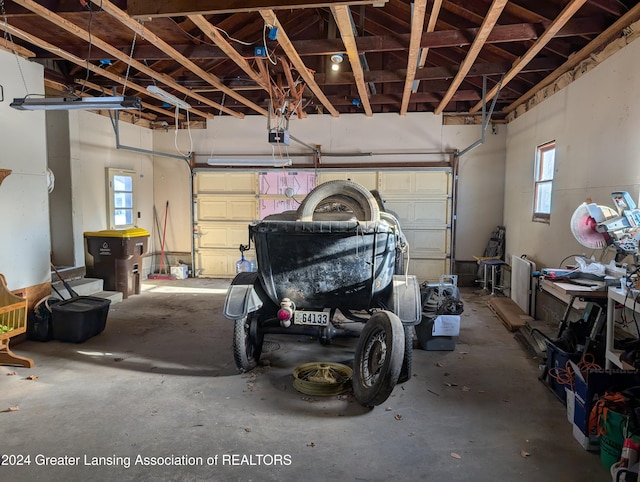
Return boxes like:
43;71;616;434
570;203;616;249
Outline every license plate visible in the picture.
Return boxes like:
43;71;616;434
293;310;330;326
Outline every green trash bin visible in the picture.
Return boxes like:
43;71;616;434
84;228;150;299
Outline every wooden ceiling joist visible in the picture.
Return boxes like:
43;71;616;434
188;14;268;91
411;0;443;95
331;5;373;116
0;21;215;121
32;18;605;62
400;0;428;115
435;0;508;115
87;0;268;117
504;2;640;115
13;0;231;119
0;37;35;58
127;0;389;18
260;9;339;117
280;58;307;119
469;0;588;114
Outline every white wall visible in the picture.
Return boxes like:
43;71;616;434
67;111;155;267
152;112;506;261
505;36;640;269
0;50;50;290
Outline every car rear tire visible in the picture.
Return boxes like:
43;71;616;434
398;325;413;384
353;310;404;406
297;180;380;222
232;313;264;372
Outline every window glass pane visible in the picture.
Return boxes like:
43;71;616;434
114;175;133;192
114;209;133;226
535;181;552;214
114;192;133;209
541;149;555;180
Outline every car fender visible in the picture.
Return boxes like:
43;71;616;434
390;275;421;325
223;273;264;320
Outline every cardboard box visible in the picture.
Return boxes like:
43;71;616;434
566;387;575;424
570;361;640;436
170;265;188;280
572;422;600;451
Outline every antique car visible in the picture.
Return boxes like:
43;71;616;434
223;180;421;406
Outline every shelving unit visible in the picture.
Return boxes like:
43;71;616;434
605;287;638;369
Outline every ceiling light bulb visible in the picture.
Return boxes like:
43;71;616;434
331;63;340;72
330;53;343;64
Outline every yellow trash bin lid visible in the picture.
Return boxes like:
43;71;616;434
84;228;150;238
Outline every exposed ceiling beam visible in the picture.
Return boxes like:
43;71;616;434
188;14;268;90
260;9;339;117
280;58;307;118
88;0;268;116
504;2;640;114
412;0;443;94
435;0;508;115
127;0;389;18
33;18;606;61
75;79;187;120
469;0;588;114
399;0;427;115
587;0;627;16
13;0;241;119
0;38;35;58
331;5;373;116
0;21;217;120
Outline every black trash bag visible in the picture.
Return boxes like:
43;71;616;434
27;296;62;342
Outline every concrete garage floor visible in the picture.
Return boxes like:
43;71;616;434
2;279;607;482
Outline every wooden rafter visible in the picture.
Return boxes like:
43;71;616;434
504;2;640;114
75;79;186;120
469;0;588;114
0;37;35;58
435;0;508;115
280;58;307;119
260;9;339;117
188;14;268;90
411;0;442;94
128;0;389;18
32;18;606;62
399;0;427;115
13;0;232;119
331;5;373;116
87;0;268;117
0;21;216;121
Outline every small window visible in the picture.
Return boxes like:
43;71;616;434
533;141;555;222
107;168;136;229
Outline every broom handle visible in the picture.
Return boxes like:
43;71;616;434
158;201;169;273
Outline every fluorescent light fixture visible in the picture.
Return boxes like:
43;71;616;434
207;158;292;167
10;96;141;111
146;85;191;110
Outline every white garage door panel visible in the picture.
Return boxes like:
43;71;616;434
318;171;378;190
197;250;238;278
197;196;257;221
197;222;250;249
195;169;452;279
196;172;256;193
405;229;448;258
379;171;449;195
384;198;449;226
409;259;450;282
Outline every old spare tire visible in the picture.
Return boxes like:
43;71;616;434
297;180;380;222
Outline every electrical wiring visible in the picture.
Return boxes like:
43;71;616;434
174;106;193;158
171;18;256;46
208;92;226;158
263;24;277;65
0;0;29;95
121;30;138;96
